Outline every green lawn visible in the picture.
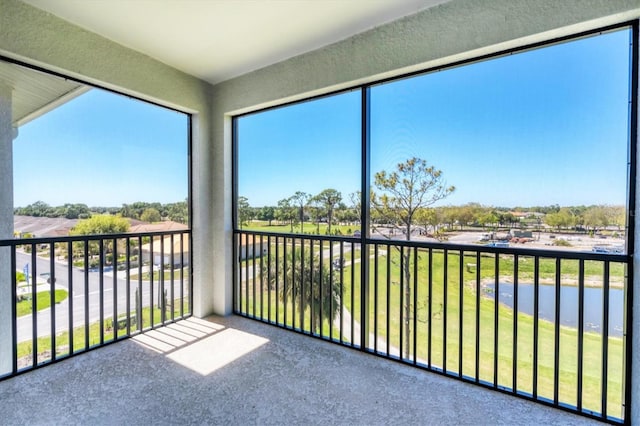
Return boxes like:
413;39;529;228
17;290;68;317
17;299;191;364
237;242;626;418
241;221;359;236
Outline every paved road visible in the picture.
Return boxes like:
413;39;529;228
15;251;188;343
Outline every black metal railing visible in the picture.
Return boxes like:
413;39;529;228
0;230;192;378
234;229;629;423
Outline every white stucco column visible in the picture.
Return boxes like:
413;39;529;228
0;82;14;376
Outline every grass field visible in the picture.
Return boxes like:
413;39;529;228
16;299;190;368
237;239;626;418
17;289;68;317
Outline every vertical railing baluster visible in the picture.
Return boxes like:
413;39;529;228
413;246;418;365
513;254;519;394
275;236;279;325
386;243;390;356
351;241;355;347
149;236;154;328
126;237;131;335
244;233;249;316
31;243;37;366
494;253;499;387
170;233;175;322
113;238;118;338
11;245;17;373
284;237;289;329
137;235;143;332
259;234;264;321
373;244;378;352
159;234;165;325
577;259;585;412
252;234;256;319
533;256;539;399
292;237;296;330
318;239;322;337
443;248;448;372
428;248;433;369
458;249;463;376
299;237;304;331
475;250;480;383
188;231;193;316
329;240;333;341
399;246;404;361
267;235;272;323
99;239;104;344
67;241;74;353
339;241;344;343
84;240;89;348
554;258;561;404
180;233;184;318
49;242;56;361
601;261;610;419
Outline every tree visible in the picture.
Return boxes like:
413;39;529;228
414;207;437;235
269;247;340;334
164;200;188;224
70;215;130;235
478;211;499;230
276;198;297;232
372;157;454;357
544;208;575;231
140;207;162;223
257;206;276;226
69;215;131;266
237;196;251;229
313;188;342;234
290;191;310;233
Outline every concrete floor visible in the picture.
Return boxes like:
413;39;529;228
0;315;599;425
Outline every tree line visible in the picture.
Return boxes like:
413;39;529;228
239;196;624;235
15;200;188;224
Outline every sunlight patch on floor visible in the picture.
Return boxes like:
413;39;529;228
132;317;269;375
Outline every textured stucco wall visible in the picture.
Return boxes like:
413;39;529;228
0;0;215;319
0;83;14;375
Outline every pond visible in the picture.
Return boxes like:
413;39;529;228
483;282;625;337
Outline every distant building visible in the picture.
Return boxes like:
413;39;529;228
238;234;267;260
141;234;190;266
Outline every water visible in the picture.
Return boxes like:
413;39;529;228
483;282;624;337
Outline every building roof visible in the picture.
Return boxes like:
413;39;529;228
14;215;188;238
13;215;78;237
128;221;189;234
141;233;190;255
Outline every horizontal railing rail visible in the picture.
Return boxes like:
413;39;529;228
0;230;192;379
234;229;629;423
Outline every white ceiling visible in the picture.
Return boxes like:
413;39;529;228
21;0;449;85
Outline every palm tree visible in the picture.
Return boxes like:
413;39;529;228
269;245;340;334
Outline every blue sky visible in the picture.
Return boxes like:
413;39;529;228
13;28;631;210
238;28;631;208
14;89;189;207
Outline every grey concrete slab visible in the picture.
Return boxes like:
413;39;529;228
0;315;599;425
